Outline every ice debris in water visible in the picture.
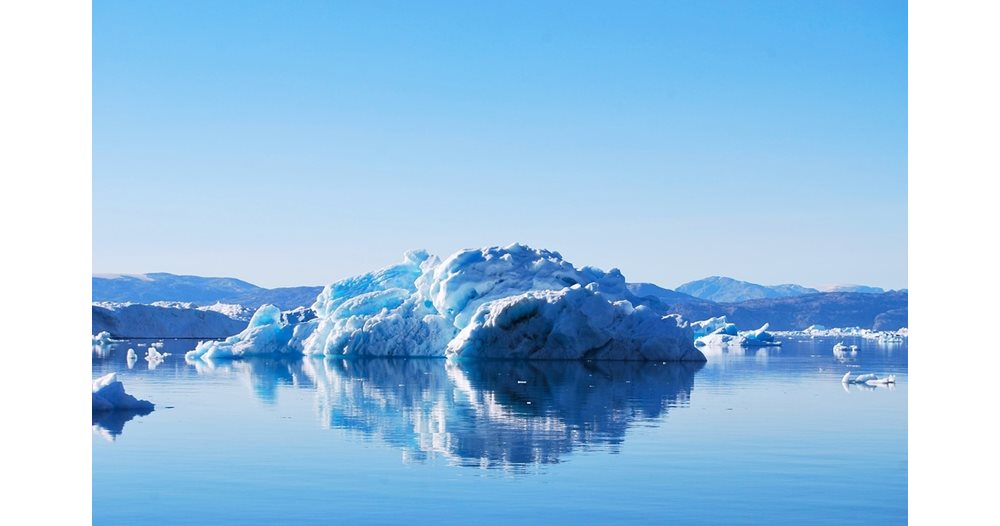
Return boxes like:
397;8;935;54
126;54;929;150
841;372;896;385
186;244;704;362
92;373;154;412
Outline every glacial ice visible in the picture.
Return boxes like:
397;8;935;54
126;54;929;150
92;373;155;412
186;245;704;362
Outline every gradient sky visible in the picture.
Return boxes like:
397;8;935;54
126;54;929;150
94;0;907;290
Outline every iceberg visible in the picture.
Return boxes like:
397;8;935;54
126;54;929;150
187;245;704;362
738;323;781;347
694;322;781;349
186;304;298;360
689;316;737;339
92;331;118;356
144;347;170;369
92;373;154;412
841;372;896;385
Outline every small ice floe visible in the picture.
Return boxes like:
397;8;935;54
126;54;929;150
864;375;897;386
832;342;859;353
92;331;118;357
126;348;137;369
144;348;171;370
739;323;782;348
832;342;860;363
841;372;896;386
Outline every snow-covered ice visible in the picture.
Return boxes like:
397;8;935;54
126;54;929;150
187;245;704;362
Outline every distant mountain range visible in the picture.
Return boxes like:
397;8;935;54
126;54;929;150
93;272;907;331
92;273;323;310
676;276;889;303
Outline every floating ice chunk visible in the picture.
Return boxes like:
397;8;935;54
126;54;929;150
841;372;896;385
92;331;117;356
92;373;154;412
145;347;169;369
694;328;742;348
739;323;781;347
865;375;896;385
689;316;736;339
126;348;138;369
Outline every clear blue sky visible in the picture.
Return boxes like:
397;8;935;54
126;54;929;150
94;0;907;289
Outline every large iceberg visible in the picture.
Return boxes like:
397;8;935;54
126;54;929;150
187;245;704;362
92;373;154;412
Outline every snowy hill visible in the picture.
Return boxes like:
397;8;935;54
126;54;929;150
817;284;886;294
676;276;887;303
92;272;323;310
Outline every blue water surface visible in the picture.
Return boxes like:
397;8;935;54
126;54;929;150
93;337;906;525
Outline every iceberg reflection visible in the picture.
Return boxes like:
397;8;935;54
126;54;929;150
185;356;702;470
186;355;314;404
299;358;702;470
92;408;153;441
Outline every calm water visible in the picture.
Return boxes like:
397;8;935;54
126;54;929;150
93;337;907;525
